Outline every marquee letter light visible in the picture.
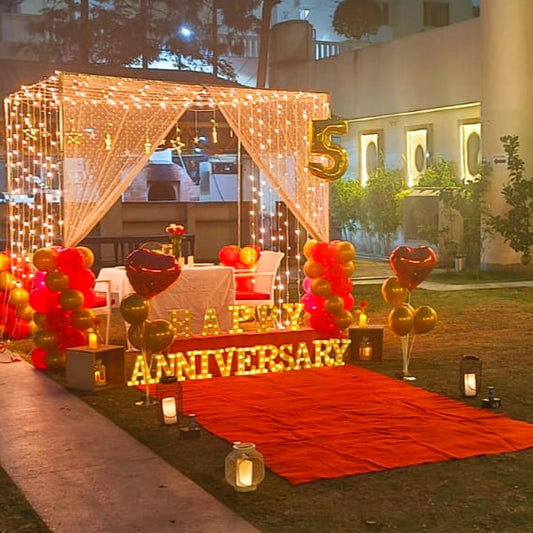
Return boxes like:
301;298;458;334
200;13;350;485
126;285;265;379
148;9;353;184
169;309;193;338
308;121;349;182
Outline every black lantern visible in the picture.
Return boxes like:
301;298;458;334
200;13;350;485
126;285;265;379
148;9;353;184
459;355;481;397
157;376;182;425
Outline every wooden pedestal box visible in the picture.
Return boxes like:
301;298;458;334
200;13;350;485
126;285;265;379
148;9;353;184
347;326;384;363
66;345;125;392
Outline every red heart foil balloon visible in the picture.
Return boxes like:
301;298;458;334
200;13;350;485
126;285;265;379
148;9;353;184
389;246;437;291
126;248;181;300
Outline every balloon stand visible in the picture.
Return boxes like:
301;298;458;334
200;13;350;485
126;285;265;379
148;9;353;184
400;334;416;381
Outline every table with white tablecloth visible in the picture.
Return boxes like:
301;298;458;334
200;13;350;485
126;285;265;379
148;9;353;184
97;265;234;333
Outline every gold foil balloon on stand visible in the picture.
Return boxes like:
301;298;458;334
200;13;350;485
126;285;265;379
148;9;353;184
382;246;438;380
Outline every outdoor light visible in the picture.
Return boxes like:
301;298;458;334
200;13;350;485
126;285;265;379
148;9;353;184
459;355;481;397
94;358;107;387
358;337;373;361
179;26;192;38
157;376;182;425
225;442;265;492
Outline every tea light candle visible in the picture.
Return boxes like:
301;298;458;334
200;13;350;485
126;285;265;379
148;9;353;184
464;373;478;397
236;458;253;488
161;397;178;424
88;333;98;350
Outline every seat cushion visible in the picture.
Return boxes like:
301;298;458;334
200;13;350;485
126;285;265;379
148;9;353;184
236;291;270;300
92;296;115;308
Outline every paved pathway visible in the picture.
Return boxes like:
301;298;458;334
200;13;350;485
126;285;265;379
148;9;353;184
0;360;259;533
353;258;533;291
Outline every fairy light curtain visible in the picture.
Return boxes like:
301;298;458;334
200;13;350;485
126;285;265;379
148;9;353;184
4;75;62;277
5;72;332;255
214;89;331;242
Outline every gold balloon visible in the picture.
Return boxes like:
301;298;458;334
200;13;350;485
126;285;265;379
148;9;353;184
303;239;318;260
17;304;34;321
8;286;30;308
144;320;175;353
76;246;95;268
0;271;16;292
33;313;47;328
127;323;146;350
59;289;84;310
335;241;356;263
388;304;415;336
342;260;355;278
46;350;66;371
0;253;11;272
381;277;409;307
71;308;96;330
303;259;324;279
33;329;58;351
33;248;59;272
324;294;344;315
310;277;332;298
239;246;258;267
120;293;150;325
413;305;438;334
45;270;69;292
308;121;349;182
333;309;354;330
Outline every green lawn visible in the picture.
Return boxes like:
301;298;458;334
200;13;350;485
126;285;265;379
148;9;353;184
4;283;533;532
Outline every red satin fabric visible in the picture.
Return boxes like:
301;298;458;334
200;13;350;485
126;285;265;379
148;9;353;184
180;365;533;484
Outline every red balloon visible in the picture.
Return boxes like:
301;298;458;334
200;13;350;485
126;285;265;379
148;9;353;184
32;270;47;290
302;277;312;293
29;287;60;314
342;293;355;311
6;318;31;340
69;268;96;291
81;288;96;308
126;248;181;300
30;347;48;370
311;242;331;264
57;248;85;276
301;292;325;313
236;276;254;292
389;246;437;291
218;245;241;266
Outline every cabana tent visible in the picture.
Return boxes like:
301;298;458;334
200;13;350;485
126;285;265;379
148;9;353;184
4;72;332;264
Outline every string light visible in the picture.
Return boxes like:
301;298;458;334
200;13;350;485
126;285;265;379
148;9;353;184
6;72;331;265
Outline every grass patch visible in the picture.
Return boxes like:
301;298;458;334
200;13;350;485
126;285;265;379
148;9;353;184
7;284;533;532
428;269;533;285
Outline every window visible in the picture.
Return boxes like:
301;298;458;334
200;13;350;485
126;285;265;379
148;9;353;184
460;122;481;183
424;2;450;27
299;9;310;20
359;131;382;186
406;128;429;187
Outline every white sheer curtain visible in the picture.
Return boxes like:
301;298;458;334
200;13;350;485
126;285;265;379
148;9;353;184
212;87;331;242
60;73;197;246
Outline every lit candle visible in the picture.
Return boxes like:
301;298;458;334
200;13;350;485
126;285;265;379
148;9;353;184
161;397;178;424
88;332;98;350
359;312;368;328
236;458;253;488
187;255;194;266
464;373;477;397
359;342;373;361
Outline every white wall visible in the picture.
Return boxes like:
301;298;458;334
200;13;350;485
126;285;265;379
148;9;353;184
271;17;481;119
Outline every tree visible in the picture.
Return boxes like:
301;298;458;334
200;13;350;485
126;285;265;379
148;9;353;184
26;0;260;80
332;0;382;41
488;135;533;265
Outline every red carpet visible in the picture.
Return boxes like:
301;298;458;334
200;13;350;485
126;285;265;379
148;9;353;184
180;365;533;484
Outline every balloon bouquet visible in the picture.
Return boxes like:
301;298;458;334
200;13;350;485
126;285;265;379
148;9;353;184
301;239;355;337
29;246;99;370
120;247;181;405
381;246;438;380
0;252;34;341
218;244;260;292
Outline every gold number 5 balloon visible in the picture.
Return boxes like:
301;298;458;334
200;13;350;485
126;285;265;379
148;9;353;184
308;121;349;182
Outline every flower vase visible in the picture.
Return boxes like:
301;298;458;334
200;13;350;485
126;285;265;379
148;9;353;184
171;237;183;260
